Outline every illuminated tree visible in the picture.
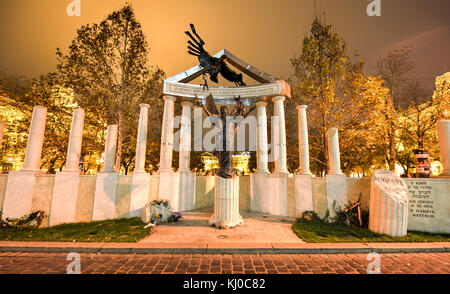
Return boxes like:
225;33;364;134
57;5;165;173
290;16;375;175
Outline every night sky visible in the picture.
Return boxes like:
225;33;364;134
0;0;449;89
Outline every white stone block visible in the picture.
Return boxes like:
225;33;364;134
250;173;270;213
92;172;118;221
250;173;289;216
268;174;289;216
2;171;37;218
177;172;196;211
209;176;243;229
129;172;150;218
326;174;348;220
294;174;313;218
158;171;178;210
49;171;80;226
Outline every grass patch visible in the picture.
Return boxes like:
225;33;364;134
293;219;450;243
0;218;151;243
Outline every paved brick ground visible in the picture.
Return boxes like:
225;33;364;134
0;252;448;274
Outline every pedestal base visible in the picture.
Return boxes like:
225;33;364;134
209;176;243;229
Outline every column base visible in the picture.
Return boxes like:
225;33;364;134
92;172;118;221
129;172;150;218
49;171;80;226
209;176;243;229
274;169;289;175
255;169;270;174
326;174;348;221
2;170;38;219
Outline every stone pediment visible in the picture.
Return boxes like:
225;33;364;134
163;49;290;104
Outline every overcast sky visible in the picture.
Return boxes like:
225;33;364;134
0;0;449;89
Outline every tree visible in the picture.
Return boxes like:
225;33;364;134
57;5;165;173
376;47;415;170
290;16;373;175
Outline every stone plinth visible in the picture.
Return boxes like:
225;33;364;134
49;171;80;226
129;172;150;218
437;120;450;176
369;170;408;237
326;174;348;220
294;174;313;218
249;173;289;217
209;176;243;229
92;172;118;221
2;171;37;218
405;178;450;234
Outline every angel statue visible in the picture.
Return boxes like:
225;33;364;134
196;95;255;179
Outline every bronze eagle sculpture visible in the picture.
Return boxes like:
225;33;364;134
185;24;246;89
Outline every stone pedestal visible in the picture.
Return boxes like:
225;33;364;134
209;176;243;229
92;172;118;221
129;172;150;218
249;173;289;217
326;174;348;220
2;171;37;218
369;170;408;237
437;120;450;176
177;172;196;211
294;174;313;218
49;171;80;226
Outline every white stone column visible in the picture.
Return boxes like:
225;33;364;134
0;121;5;149
437;120;450;176
93;125;119;221
22;106;47;171
134;104;150;173
49;109;85;226
255;101;269;174
159;95;176;172
297;105;311;175
178;101;193;173
129;104;151;218
102;125;118;172
63;109;85;172
3;106;47;219
272;96;288;174
327;128;343;175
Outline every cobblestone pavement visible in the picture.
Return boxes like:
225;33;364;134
0;252;448;274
